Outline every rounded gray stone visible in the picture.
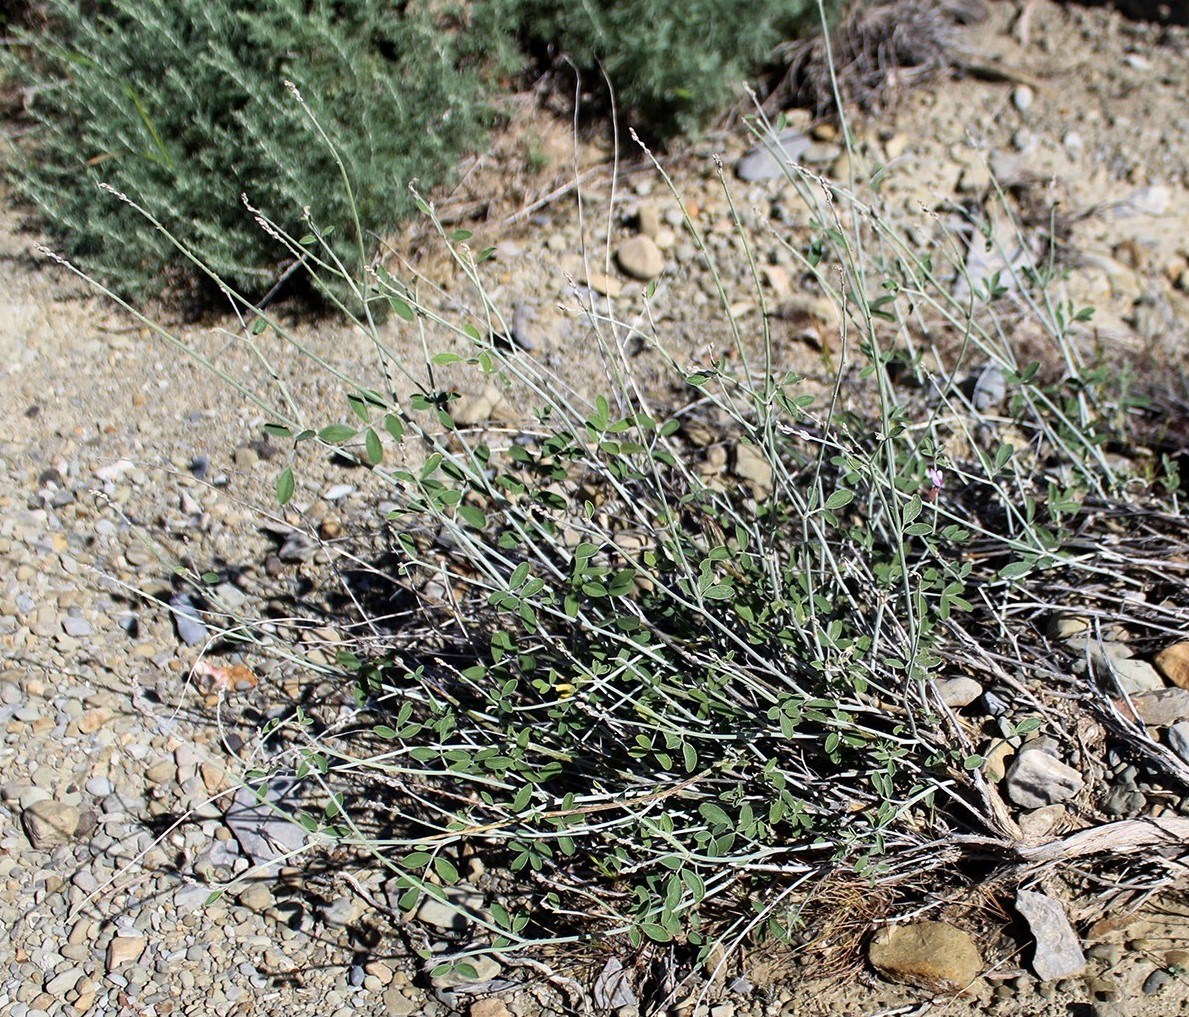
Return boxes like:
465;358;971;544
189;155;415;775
735;128;812;182
1005;750;1084;809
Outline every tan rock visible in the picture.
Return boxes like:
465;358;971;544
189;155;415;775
106;935;146;972
21;799;81;849
237;882;275;912
586;271;622;298
454;385;503;426
731;442;773;499
957;162;992;194
1018;804;1066;842
884;133;910;161
470;1000;512;1017
868;921;983;992
145;758;175;786
728;300;755;320
1155;641;1189;689
935;677;983;709
698;445;730;491
761;264;792;301
682;422;716;447
76;708;113;734
616;235;664;281
636;203;661;239
774;295;841;349
1048;613;1090;639
365;960;395;985
200;762;228;793
652;226;677;250
983;739;1015;783
1122;688;1189;727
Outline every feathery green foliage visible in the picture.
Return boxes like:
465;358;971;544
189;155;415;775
5;0;506;303
497;0;838;134
5;0;842;305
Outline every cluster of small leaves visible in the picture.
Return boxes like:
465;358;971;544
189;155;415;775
254;289;992;945
4;0;512;302
234;197;1164;954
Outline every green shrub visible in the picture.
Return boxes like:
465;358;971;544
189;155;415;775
7;0;841;305
5;0;509;304
493;0;839;135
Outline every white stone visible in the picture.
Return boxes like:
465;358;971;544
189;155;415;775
1005;750;1084;809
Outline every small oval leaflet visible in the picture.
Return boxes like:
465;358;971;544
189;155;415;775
364;428;383;465
318;423;356;444
275;467;295;506
457;504;487;529
825;488;855;511
999;559;1034;581
641;923;672;943
699;802;731;828
388;296;416;321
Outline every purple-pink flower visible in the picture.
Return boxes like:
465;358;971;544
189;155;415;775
924;466;944;503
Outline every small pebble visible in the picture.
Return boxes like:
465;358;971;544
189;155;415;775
169;593;210;646
615;236;664;281
61;615;92;637
1142;968;1171;995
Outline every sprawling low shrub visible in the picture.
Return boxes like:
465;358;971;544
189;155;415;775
5;0;508;303
54;99;1189;980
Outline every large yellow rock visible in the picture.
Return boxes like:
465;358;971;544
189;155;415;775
868;921;983;993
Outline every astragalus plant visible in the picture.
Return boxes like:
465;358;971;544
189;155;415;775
52;101;1187;984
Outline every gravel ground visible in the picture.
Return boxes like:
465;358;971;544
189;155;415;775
2;2;1189;1015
